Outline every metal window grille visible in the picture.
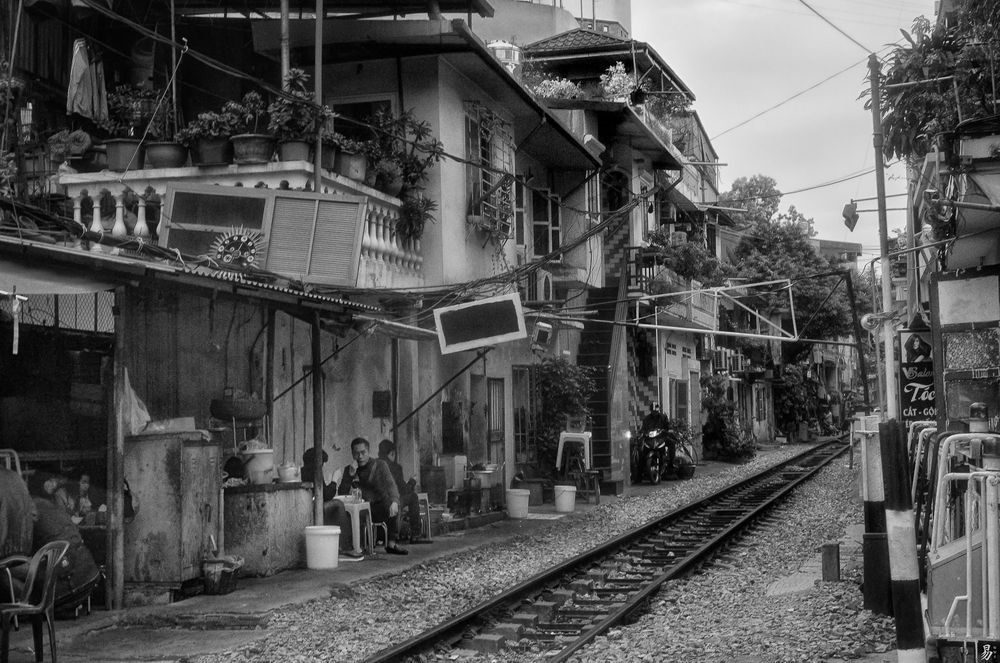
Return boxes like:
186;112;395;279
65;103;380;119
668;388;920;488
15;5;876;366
512;365;537;464
0;292;114;333
465;101;515;238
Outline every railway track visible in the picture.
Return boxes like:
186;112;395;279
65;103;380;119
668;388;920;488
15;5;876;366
364;438;848;663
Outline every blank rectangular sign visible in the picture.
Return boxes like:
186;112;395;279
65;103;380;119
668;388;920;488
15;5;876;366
434;292;527;354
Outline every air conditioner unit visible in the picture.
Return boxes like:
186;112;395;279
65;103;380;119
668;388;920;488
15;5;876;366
669;231;688;246
528;269;553;302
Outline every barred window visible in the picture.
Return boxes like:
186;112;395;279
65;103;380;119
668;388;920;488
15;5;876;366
465;102;515;240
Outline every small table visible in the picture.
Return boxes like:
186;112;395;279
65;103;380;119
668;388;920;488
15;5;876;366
334;497;373;555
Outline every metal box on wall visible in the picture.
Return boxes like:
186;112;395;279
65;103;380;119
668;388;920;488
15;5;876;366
124;432;222;585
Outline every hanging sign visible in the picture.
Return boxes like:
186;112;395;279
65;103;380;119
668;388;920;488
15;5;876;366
434;292;527;355
898;329;936;425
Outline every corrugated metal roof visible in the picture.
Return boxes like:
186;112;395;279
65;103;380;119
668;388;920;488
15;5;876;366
0;236;381;313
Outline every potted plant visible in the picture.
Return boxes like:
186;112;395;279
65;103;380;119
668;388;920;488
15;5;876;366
176;110;236;166
225;91;274;164
366;108;444;197
319;123;339;171
145;102;187;168
396;193;438;241
267;68;323;162
101;84;157;170
329;132;370;182
599;61;636;102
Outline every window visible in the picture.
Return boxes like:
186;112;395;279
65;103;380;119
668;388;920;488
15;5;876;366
328;96;392;143
465;102;515;240
665;342;678;356
681;346;692;359
671;379;689;424
514;176;526;246
531;188;561;257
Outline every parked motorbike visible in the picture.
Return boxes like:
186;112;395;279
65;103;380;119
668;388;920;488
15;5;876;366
631;407;697;484
631;408;674;484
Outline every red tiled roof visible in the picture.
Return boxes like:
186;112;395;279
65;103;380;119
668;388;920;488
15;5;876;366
524;28;629;54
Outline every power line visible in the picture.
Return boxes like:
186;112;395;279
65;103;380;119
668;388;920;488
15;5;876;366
711;57;867;140
796;0;873;53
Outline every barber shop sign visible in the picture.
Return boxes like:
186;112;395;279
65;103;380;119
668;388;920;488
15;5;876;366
898;329;936;426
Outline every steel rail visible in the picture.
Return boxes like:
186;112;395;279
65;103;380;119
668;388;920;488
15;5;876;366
363;438;848;663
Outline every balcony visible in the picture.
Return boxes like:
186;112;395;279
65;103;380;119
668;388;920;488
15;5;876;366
625;246;686;299
57;161;423;289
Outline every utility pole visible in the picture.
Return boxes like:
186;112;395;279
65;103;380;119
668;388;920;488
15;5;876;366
868;54;897;420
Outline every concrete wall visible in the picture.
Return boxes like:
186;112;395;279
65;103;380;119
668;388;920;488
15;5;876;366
461;0;581;46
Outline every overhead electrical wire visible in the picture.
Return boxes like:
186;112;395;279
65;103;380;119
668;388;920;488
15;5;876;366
795;0;873;54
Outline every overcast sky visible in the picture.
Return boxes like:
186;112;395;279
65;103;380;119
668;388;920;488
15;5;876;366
630;0;936;261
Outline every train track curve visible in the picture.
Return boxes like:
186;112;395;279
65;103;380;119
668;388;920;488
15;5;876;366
364;438;848;663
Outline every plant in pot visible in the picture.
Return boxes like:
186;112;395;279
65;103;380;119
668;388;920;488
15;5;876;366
144;102;187;169
396;193;438;242
101;84;158;171
328;132;370;182
176;110;236;166
266;68;322;162
224;91;275;164
366;107;444;197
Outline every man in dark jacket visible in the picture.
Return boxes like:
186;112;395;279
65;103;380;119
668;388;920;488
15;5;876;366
338;437;407;555
377;439;423;543
31;496;102;616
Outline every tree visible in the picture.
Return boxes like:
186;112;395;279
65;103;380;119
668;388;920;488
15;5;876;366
873;4;1000;162
719;174;781;228
531;357;596;478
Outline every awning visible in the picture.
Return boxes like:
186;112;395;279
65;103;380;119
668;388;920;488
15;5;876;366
0;256;118;295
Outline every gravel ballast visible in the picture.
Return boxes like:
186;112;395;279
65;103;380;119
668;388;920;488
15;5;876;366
191;446;897;663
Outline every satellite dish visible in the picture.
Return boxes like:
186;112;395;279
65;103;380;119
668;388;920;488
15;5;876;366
860;313;880;332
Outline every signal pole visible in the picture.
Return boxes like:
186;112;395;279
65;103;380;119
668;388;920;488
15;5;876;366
868;53;897;419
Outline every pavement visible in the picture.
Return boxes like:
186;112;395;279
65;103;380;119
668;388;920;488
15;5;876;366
5;446;887;662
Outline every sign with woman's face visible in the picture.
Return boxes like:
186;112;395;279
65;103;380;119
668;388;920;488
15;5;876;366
899;330;936;425
902;331;934;364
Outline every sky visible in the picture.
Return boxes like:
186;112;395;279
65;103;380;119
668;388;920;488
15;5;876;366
629;0;937;263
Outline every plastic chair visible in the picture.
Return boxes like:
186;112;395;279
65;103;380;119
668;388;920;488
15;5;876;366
0;451;21;478
0;540;70;663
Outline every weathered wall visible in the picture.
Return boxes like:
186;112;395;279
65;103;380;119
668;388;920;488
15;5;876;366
120;285;264;428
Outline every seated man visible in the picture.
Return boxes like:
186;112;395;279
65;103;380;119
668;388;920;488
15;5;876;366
28;495;102;617
338;437;407;555
377;439;425;543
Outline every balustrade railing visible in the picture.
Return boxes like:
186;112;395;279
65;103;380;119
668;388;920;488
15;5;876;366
57;161;422;288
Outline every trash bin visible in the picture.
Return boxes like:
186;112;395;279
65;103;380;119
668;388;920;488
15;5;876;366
554;484;577;513
305;525;341;569
506;489;530;519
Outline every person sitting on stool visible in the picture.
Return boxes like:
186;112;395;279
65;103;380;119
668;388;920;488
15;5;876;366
338;437;408;555
377;439;426;543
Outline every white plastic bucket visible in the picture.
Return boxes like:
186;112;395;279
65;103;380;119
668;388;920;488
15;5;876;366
554;485;577;513
305;525;340;569
506;489;530;519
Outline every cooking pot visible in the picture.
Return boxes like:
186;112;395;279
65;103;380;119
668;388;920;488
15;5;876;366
277;462;300;483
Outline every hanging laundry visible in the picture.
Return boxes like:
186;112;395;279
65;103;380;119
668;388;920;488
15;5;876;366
66;38;108;125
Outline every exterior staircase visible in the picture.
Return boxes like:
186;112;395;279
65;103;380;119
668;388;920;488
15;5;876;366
578;282;622;490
